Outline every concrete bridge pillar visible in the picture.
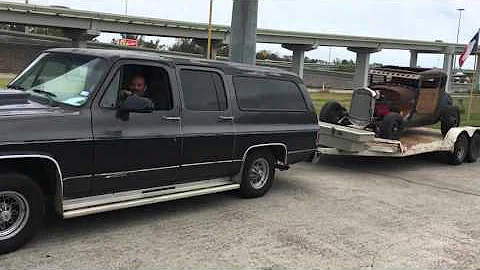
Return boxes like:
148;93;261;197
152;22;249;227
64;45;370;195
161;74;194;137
230;0;258;64
347;47;381;88
64;29;99;48
443;50;454;93
194;38;223;59
282;44;318;78
409;50;418;67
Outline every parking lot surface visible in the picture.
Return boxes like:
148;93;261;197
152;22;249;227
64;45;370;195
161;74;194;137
1;154;479;269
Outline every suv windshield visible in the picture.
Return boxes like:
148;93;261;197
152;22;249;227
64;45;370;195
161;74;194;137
8;53;107;107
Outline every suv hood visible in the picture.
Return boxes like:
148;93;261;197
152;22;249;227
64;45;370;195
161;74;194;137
0;89;64;117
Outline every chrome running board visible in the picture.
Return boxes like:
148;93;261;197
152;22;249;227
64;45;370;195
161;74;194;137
63;178;239;219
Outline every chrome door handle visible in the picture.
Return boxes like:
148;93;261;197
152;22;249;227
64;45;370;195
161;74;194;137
162;116;181;121
218;116;234;121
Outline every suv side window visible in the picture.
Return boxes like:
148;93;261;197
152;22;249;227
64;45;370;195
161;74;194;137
233;76;307;111
99;64;173;111
179;69;227;111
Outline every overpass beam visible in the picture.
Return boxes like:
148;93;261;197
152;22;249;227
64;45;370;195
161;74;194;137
282;44;318;78
410;50;418;67
348;47;381;88
443;50;454;93
64;28;99;48
230;0;258;64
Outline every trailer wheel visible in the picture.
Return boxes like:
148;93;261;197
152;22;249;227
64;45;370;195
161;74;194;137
466;132;480;163
319;101;347;125
449;132;469;165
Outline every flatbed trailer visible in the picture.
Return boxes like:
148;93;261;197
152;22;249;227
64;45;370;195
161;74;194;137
316;122;480;164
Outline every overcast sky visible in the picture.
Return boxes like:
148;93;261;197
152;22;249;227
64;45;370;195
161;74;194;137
8;0;480;69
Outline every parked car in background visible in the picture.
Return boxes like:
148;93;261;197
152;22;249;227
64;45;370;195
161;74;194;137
319;66;460;140
0;48;319;253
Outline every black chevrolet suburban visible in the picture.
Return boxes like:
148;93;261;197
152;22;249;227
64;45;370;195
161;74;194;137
0;48;319;253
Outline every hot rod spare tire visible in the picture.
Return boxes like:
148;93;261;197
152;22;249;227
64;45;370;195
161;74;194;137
378;112;403;140
319;101;347;124
441;106;460;137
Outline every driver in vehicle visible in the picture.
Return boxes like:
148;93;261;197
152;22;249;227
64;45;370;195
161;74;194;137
121;74;148;99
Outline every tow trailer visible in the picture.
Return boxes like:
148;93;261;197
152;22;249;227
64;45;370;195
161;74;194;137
316;122;480;165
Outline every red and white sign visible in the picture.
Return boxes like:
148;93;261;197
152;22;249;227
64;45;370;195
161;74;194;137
118;38;138;47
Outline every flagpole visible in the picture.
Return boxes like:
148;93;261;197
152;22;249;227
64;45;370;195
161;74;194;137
467;52;479;122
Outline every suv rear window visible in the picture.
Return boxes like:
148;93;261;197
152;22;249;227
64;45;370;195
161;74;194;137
233;76;306;111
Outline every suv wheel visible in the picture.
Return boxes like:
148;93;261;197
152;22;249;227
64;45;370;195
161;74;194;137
441;106;460;137
240;150;275;198
319;101;347;124
378;112;403;140
0;173;45;254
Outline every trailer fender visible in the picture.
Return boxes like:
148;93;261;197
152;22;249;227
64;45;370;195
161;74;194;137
444;127;478;152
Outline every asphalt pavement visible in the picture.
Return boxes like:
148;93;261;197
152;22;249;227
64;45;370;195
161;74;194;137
1;153;479;269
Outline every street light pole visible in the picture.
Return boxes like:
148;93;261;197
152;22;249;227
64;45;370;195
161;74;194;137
454;8;464;71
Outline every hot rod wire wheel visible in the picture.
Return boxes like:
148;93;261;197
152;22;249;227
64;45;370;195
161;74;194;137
449;132;469;165
441;106;460;137
466;132;480;163
0;191;29;241
240;150;275;198
0;173;44;254
379;112;403;140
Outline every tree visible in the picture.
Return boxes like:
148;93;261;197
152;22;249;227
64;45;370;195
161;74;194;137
256;50;269;60
169;38;204;55
334;58;356;72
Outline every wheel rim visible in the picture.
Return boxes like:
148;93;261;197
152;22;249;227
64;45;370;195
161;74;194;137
392;123;399;134
248;158;270;189
0;191;29;241
456;137;468;160
449;115;458;127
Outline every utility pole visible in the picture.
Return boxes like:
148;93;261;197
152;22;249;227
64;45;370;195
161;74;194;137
206;0;213;59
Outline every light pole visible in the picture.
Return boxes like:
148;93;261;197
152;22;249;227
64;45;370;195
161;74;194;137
454;8;464;71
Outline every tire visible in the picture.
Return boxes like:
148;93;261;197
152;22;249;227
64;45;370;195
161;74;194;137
319;101;347;124
449;132;469;165
239;150;275;198
466;132;480;163
0;173;45;254
378;112;403;140
441;106;460;137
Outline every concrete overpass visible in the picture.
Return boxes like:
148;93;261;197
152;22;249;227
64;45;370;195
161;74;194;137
0;1;465;90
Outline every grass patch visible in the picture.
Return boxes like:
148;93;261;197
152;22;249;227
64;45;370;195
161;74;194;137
309;91;351;113
309;91;480;127
0;78;10;88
